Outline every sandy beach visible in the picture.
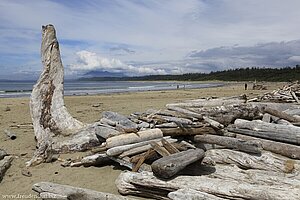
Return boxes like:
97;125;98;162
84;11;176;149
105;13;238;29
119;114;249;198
0;82;283;199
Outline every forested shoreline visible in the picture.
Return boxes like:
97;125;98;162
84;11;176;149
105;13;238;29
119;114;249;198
79;66;300;82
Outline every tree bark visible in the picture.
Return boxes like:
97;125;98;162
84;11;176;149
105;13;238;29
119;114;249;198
151;149;204;179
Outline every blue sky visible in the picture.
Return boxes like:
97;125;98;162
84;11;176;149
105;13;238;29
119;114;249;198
1;0;300;80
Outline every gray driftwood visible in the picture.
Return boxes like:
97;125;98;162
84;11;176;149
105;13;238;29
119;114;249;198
119;138;177;158
203;149;300;173
116;170;300;200
0;156;13;182
151;149;204;178
106;137;171;156
235;134;300;159
70;153;110;167
263;107;300;122
232;119;300;145
28;25;102;166
102;111;138;132
160;126;216;136
193;134;261;154
32;182;135;200
168;189;225;200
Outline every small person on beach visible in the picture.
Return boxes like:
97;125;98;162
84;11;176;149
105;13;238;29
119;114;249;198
245;83;248;90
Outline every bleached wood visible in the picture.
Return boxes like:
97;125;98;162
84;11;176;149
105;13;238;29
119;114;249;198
119;138;177;158
203;149;300;173
193;134;261;154
160;126;216;136
102;111;138;132
235;134;300;159
202;116;224;129
28;25;101;166
166;97;244;108
263;107;300;122
32;182;135;200
116;170;300;200
106;128;163;148
187;104;262;125
168;189;226;200
151;149;204;178
70;153;110;167
166;106;203;119
233;119;300;144
106;136;170;156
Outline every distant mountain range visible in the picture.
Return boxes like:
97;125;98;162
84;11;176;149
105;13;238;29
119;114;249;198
83;70;125;78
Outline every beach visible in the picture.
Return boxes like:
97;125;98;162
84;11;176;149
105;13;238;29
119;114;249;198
0;82;282;199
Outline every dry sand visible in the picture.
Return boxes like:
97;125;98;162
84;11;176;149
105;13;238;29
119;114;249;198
0;82;283;199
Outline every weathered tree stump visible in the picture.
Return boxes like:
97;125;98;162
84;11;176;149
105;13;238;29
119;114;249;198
27;25;100;166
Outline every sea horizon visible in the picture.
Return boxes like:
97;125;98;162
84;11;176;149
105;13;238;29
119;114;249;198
0;80;223;98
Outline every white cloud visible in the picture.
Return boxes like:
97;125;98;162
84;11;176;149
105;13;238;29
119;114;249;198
70;50;167;76
1;0;300;79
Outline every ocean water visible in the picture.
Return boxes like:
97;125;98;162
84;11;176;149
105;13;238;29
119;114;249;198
0;80;222;98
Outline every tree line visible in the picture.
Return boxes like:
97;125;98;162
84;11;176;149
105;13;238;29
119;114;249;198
79;66;300;82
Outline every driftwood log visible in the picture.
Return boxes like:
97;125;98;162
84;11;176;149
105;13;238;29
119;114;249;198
102;111;138;132
232;119;300;145
151;149;204;178
106;129;163;148
235;134;300;159
116;169;300;200
106;137;170;156
168;189;224;200
203;149;300;173
263;107;300;123
0;156;13;182
32;182;135;200
70;153;110;167
118;138;177;158
193;134;261;154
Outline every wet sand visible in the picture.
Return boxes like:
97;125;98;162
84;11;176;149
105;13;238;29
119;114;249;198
0;82;283;199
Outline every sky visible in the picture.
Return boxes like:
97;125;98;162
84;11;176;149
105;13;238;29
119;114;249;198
1;0;300;80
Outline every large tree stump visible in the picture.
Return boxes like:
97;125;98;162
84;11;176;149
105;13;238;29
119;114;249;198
27;25;100;166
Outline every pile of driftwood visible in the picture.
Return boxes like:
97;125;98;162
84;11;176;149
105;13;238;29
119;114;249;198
251;81;300;103
28;25;300;200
